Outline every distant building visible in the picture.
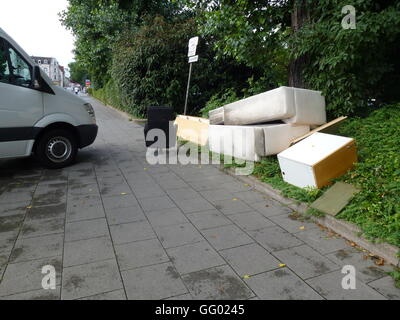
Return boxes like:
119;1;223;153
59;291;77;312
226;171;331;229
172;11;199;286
31;56;66;87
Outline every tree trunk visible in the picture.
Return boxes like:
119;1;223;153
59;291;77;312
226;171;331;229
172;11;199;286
289;0;310;88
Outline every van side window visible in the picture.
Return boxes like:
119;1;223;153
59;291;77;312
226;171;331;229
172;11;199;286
8;46;32;87
0;40;11;84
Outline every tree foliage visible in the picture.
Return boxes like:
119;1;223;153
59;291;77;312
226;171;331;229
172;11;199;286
60;0;180;88
292;0;400;116
62;0;400;117
195;0;400;117
111;15;254;116
68;61;89;86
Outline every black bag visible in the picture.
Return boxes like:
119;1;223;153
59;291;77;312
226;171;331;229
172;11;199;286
144;106;176;148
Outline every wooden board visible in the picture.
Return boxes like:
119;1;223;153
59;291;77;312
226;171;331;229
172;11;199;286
290;116;347;146
311;182;360;216
313;140;358;188
175;115;209;146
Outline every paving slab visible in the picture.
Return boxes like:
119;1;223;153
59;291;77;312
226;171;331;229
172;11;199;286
78;289;126;300
273;244;339;279
65;218;109;242
368;276;400;300
21;217;65;239
66;204;105;222
63;236;115;267
232;191;268;204
165;293;193;300
62;259;123;300
146;208;189;228
10;234;64;263
219;243;281;277
122;262;187;300
244;268;323;300
155;223;204;249
186;210;232;230
66;194;102;212
306;270;386;300
0;287;61;300
167;241;225;275
174;197;215;214
0;190;33;204
295;227;348;255
213;199;253;215
109;220;156;245
105;205;146;225
131;184;166;199
25;203;66;221
248;226;304;252
0;230;18;253
310;182;360;216
115;238;169;271
0;256;62;296
166;187;202;202
249;200;293;217
102;194;139;210
139;196;177;212
0;214;24;234
199;189;236;202
201;225;254;251
0;201;30;217
182;265;254;300
269;213;318;234
325;248;392;283
229;211;275;231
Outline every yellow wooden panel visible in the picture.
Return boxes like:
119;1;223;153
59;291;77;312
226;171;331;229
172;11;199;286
313;140;358;188
290;116;348;146
175;115;209;146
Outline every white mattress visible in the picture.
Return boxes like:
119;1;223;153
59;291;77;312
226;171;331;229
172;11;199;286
283;88;327;125
209;123;310;162
209;107;224;125
217;86;326;126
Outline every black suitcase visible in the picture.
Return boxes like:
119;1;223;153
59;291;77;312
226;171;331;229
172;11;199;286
144;106;176;148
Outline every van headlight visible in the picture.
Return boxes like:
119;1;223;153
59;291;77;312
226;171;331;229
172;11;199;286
84;103;96;123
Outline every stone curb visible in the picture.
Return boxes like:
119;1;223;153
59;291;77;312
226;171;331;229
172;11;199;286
222;167;400;267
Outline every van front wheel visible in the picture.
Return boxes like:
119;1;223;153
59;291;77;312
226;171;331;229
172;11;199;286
35;129;78;169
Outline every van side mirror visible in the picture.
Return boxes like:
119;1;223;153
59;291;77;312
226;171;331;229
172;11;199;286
33;65;41;89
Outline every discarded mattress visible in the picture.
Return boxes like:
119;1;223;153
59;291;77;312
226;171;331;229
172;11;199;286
212;86;326;126
209;123;310;162
209;107;224;125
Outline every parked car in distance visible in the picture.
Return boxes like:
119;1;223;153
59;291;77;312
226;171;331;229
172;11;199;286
0;28;98;168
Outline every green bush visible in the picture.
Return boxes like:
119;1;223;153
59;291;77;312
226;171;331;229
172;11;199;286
110;15;255;118
199;89;239;118
92;78;123;110
200;76;279;118
292;0;400;117
336;104;400;246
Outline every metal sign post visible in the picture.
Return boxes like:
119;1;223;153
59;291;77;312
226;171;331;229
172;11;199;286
184;63;193;115
184;37;199;115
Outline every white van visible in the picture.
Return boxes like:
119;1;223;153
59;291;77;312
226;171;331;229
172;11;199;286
0;28;98;168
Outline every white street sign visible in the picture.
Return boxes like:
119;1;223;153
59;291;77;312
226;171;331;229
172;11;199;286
188;55;199;63
188;36;199;57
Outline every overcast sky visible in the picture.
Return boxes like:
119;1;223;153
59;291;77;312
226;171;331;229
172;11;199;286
0;0;75;68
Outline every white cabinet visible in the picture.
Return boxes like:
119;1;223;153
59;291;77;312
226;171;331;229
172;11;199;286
277;133;357;189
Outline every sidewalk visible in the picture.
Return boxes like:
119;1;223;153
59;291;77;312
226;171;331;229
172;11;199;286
0;96;398;300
